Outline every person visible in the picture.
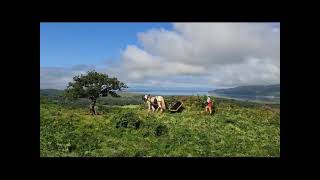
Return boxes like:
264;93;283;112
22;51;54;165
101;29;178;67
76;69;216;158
143;94;166;113
205;95;213;114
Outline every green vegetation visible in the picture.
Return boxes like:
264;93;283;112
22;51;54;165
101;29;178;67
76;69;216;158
40;94;280;157
40;89;64;97
64;70;127;115
40;91;143;108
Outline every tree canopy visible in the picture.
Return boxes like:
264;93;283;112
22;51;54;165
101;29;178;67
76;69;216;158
65;70;128;100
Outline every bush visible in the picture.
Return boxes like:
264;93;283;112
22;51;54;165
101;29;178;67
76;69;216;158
155;125;169;136
164;96;178;107
98;96;143;106
114;112;141;129
134;150;146;157
138;115;169;137
40;112;80;155
182;95;207;111
74;131;102;156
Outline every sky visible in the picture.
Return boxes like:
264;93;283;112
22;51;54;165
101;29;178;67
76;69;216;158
40;22;280;90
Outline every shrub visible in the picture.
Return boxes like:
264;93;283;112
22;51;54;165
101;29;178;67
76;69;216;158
139;115;169;137
134;150;146;157
155;124;169;136
164;96;177;107
114;112;141;129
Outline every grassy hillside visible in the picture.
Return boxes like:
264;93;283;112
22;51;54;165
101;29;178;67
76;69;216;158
40;94;280;157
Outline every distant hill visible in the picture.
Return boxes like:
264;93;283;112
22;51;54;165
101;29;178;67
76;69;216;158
209;84;280;102
40;89;64;97
209;84;279;96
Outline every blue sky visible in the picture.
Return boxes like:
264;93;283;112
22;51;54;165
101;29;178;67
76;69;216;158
40;23;172;67
40;23;280;90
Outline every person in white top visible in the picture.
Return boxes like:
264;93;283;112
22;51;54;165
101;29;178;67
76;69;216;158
205;95;213;114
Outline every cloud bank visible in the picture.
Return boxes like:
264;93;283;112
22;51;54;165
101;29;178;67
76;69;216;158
41;23;280;89
118;23;280;87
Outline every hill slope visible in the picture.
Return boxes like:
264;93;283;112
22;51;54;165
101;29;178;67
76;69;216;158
209;84;280;97
40;95;280;157
40;89;64;97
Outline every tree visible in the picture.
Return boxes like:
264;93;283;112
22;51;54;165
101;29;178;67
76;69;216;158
64;70;128;115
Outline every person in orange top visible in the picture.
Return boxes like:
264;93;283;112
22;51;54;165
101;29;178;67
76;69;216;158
205;95;213;114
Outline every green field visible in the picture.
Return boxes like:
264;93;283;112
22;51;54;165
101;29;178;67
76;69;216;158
40;94;280;157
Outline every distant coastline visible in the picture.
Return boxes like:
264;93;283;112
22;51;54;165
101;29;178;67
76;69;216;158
123;87;280;104
41;85;280;104
123;88;210;96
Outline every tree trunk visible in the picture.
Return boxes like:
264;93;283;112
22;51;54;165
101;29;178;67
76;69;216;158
90;99;97;115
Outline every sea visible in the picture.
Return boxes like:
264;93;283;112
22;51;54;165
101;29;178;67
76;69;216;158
123;88;280;103
124;88;210;96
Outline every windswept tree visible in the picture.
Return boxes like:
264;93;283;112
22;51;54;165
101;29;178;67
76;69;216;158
64;70;128;115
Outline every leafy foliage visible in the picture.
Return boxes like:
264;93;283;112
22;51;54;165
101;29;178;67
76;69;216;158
65;70;128;100
63;70;127;115
155;124;169;136
114;112;141;129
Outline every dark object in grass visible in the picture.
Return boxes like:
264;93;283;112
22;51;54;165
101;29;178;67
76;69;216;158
68;144;76;152
210;108;216;115
142;131;150;137
225;119;235;124
134;151;145;157
169;101;184;113
155;125;168;136
115;112;141;129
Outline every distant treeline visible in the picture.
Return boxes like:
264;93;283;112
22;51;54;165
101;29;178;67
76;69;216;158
40;89;144;107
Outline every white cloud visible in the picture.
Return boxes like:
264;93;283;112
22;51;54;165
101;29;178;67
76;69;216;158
121;45;206;81
40;65;97;89
41;23;280;89
208;57;280;86
118;23;280;87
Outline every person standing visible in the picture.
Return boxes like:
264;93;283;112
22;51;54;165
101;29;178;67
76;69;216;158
205;95;213;114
